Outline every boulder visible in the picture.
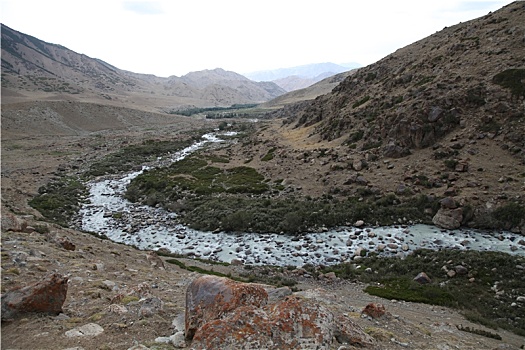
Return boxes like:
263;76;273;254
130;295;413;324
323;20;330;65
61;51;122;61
439;197;458;209
414;272;432;284
428;106;443;122
454;265;468;275
352;159;364;171
362;303;386;319
191;296;374;350
432;207;463;229
1;211;28;233
65;323;104;338
185;275;268;340
354;220;365;228
1;273;68;320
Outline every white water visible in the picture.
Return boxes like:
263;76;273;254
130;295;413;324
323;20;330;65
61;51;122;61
78;133;525;266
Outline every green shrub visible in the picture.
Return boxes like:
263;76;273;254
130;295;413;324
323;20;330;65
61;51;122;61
443;159;458;169
321;249;525;336
493;68;525;98
352;96;371;108
261;148;276;161
491;201;525;228
29;176;87;226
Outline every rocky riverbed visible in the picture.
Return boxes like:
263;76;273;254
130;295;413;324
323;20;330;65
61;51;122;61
74;134;525;266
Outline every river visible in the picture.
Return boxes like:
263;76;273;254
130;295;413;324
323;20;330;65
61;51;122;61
76;132;525;266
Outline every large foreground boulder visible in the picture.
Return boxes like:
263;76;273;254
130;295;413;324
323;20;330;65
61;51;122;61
1;273;68;320
186;276;375;349
185;275;268;340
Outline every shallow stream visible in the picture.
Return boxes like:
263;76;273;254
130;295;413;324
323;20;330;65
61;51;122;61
77;133;525;266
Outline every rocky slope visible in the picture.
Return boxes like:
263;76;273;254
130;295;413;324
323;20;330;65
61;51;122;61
1;24;285;111
252;1;525;232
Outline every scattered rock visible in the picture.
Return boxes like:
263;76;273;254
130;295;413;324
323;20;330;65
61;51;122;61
439;197;458;209
65;323;104;338
414;272;431;284
1;273;68;320
170;332;186;348
55;236;76;251
139;297;163;318
1;211;28;233
362;303;386;319
146;251;165;270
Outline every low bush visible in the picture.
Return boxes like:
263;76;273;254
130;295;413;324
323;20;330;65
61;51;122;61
29;176;87;226
318;249;525;336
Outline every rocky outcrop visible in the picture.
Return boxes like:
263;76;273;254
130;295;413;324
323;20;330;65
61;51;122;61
1;211;28;233
185;276;375;349
278;2;525;164
185;275;269;340
1;273;68;320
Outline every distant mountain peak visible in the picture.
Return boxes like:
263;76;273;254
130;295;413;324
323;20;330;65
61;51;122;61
245;62;362;82
1;24;285;108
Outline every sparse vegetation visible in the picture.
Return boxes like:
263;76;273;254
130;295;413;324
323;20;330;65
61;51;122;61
261;147;276;161
352;96;371;108
86;138;195;177
493;68;525;98
314;249;525;336
29;176;88;227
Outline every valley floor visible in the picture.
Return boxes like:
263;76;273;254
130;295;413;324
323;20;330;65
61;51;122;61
1;101;524;349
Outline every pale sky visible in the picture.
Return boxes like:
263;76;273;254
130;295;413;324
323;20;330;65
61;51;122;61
0;0;514;77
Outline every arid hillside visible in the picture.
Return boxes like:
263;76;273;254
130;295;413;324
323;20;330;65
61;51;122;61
246;1;524;232
1;24;285;112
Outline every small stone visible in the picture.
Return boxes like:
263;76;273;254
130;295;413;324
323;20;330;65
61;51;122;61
414;272;431;284
354;220;365;227
170;331;186;348
454;265;468;275
362;303;386;319
65;323;104;337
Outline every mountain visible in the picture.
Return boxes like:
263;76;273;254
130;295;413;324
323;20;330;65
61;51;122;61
245;62;361;91
274;2;524;156
261;70;358;109
0;24;285;111
229;1;525;233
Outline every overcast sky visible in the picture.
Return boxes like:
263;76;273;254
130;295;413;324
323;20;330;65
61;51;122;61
0;0;513;77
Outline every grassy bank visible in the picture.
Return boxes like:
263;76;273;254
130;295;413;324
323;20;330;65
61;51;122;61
310;249;525;336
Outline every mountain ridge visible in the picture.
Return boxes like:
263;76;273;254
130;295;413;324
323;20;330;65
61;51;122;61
245;62;362;92
0;24;285;111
